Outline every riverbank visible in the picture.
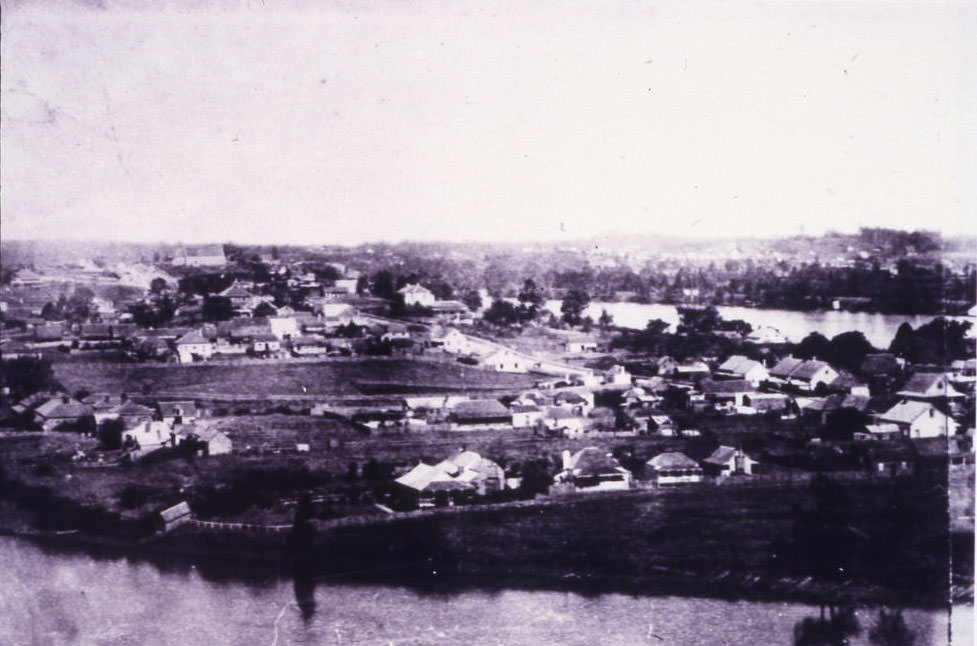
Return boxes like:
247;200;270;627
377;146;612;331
2;477;970;610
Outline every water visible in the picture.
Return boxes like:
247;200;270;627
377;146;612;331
542;300;972;348
0;536;969;646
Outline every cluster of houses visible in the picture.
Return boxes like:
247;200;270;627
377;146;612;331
6;391;230;459
393;443;763;509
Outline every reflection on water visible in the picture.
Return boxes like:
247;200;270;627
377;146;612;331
0;536;968;646
542;300;969;348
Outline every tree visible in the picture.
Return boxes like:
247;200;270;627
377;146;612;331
202;296;235;322
461;289;483;312
371;270;396;300
252;301;278;318
40;302;60;321
98;418;125;450
149;277;168;295
598;309;614;330
518;278;545;309
561;289;590;326
828;331;875;372
645;318;670;336
796;332;832;361
0;357;61;400
483;299;522;327
888;322;916;359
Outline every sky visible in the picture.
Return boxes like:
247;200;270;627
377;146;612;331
2;0;975;246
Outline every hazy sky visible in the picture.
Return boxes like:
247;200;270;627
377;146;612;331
2;0;975;245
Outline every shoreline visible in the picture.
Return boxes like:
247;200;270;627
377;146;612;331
2;517;970;611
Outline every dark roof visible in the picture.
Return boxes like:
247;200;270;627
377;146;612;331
647;451;701;470
568;447;626;477
791;360;832;380
451;400;510;419
700;379;754;394
769;357;804;378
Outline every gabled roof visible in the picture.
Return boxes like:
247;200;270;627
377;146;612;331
700;379;754;394
879;400;947;426
451;399;510;419
897;373;965;399
220;282;255;299
110;400;155;417
158;400;197;418
398;283;433;295
176;329;209;345
395;463;473;492
159;501;192;523
567;447;626;477
647;451;701;470
35;397;92;420
703;445;739;465
791;360;833;380
510;403;542;413
717;355;763;375
769;357;805;378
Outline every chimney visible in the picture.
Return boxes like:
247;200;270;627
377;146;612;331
562;450;572;470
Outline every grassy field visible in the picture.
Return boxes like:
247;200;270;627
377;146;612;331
53;359;536;399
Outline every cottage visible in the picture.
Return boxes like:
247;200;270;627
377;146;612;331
511;403;544;429
34;396;93;431
646;452;703;485
431;328;471;354
269;316;300;340
700;379;754;409
429;300;471;322
481;348;528;373
746;326;787;344
172;244;226;267
175;329;214;364
450;399;512;429
122;420;174;454
563;336;599;353
398;284;436;307
554;447;631;491
864;443;916;477
715;355;769;387
878;400;958;439
896;373;965;402
101;400;155;428
542;407;588;437
158;400;197;426
702;446;758;476
219;281;260;310
434;450;505;495
291;336;327;355
673;361;711;380
648;414;677;436
158;501;192;532
251;333;282;354
769;357;839;392
394;463;473;508
604;365;632;387
177;424;232;456
855;423;904;441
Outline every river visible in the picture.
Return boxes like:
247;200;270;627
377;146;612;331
0;536;969;646
541;300;972;348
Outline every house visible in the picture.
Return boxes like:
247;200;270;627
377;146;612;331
645;452;703;486
854;423;904;441
878;400;958;439
746;326;787;344
769;357;839;392
481;348;528;373
219;281;260;310
587;406;617;430
394;463;474;508
430;328;471;354
702;445;758;476
715;355;768;387
434;450;505;495
450;399;512;429
563;334;599;353
604;365;632;387
158;400;198;426
648;414;677;435
101;400;155;428
176;424;232;456
542;407;588;437
742;392;792;414
251;333;281;354
510;403;544;428
553;447;631;491
864;442;916;478
0;340;41;360
700;379;754;409
896;373;965;402
33;396;93;431
122;420;174;454
175;329;214;364
158;501;192;532
291;336;327;355
381;323;410;342
398;284;436;307
622;386;660;408
172;244;226;267
673;361;711;380
269;316;300;340
429;300;471;322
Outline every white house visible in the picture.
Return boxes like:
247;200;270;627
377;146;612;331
269;316;300;340
542;407;588;436
482;348;528;373
604;365;632;387
122;421;174;454
746;326;787;344
510;403;544;428
878;400;958;439
646;452;703;485
702;446;759;476
769;357;839;392
715;355;769;387
175;329;214;364
398;284;436;307
554;447;631;492
896;373;966;402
